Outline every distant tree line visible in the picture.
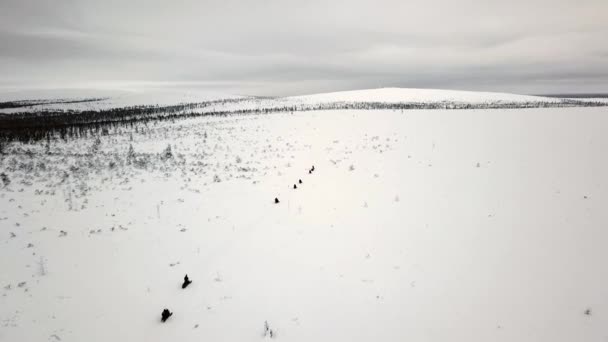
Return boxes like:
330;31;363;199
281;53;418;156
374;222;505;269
0;98;108;110
0;98;606;143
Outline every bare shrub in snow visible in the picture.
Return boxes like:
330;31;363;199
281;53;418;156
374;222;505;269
37;161;47;171
19;160;34;173
90;137;101;154
0;173;10;187
126;145;135;165
161;144;173;161
213;174;221;183
133;155;150;169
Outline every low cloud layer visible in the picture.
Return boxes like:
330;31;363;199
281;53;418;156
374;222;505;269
1;0;607;95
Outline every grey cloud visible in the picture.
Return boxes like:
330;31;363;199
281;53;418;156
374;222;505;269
0;0;607;95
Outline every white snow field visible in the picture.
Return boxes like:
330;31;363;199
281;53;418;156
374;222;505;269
1;89;607;342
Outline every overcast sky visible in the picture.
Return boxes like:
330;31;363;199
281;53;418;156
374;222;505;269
0;0;607;96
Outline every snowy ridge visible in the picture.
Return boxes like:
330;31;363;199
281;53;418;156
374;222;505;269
189;88;570;114
0;88;247;114
564;97;608;104
286;87;562;104
184;88;601;117
0;87;588;116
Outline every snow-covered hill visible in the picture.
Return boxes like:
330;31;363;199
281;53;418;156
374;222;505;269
191;88;572;115
286;87;562;104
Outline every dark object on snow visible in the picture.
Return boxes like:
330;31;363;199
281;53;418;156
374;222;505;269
264;321;275;338
308;169;312;174
161;308;173;322
182;274;192;289
585;308;592;316
311;165;315;171
293;184;297;189
274;197;280;204
298;179;302;184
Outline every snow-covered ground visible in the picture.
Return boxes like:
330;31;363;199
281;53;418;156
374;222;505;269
1;91;607;341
